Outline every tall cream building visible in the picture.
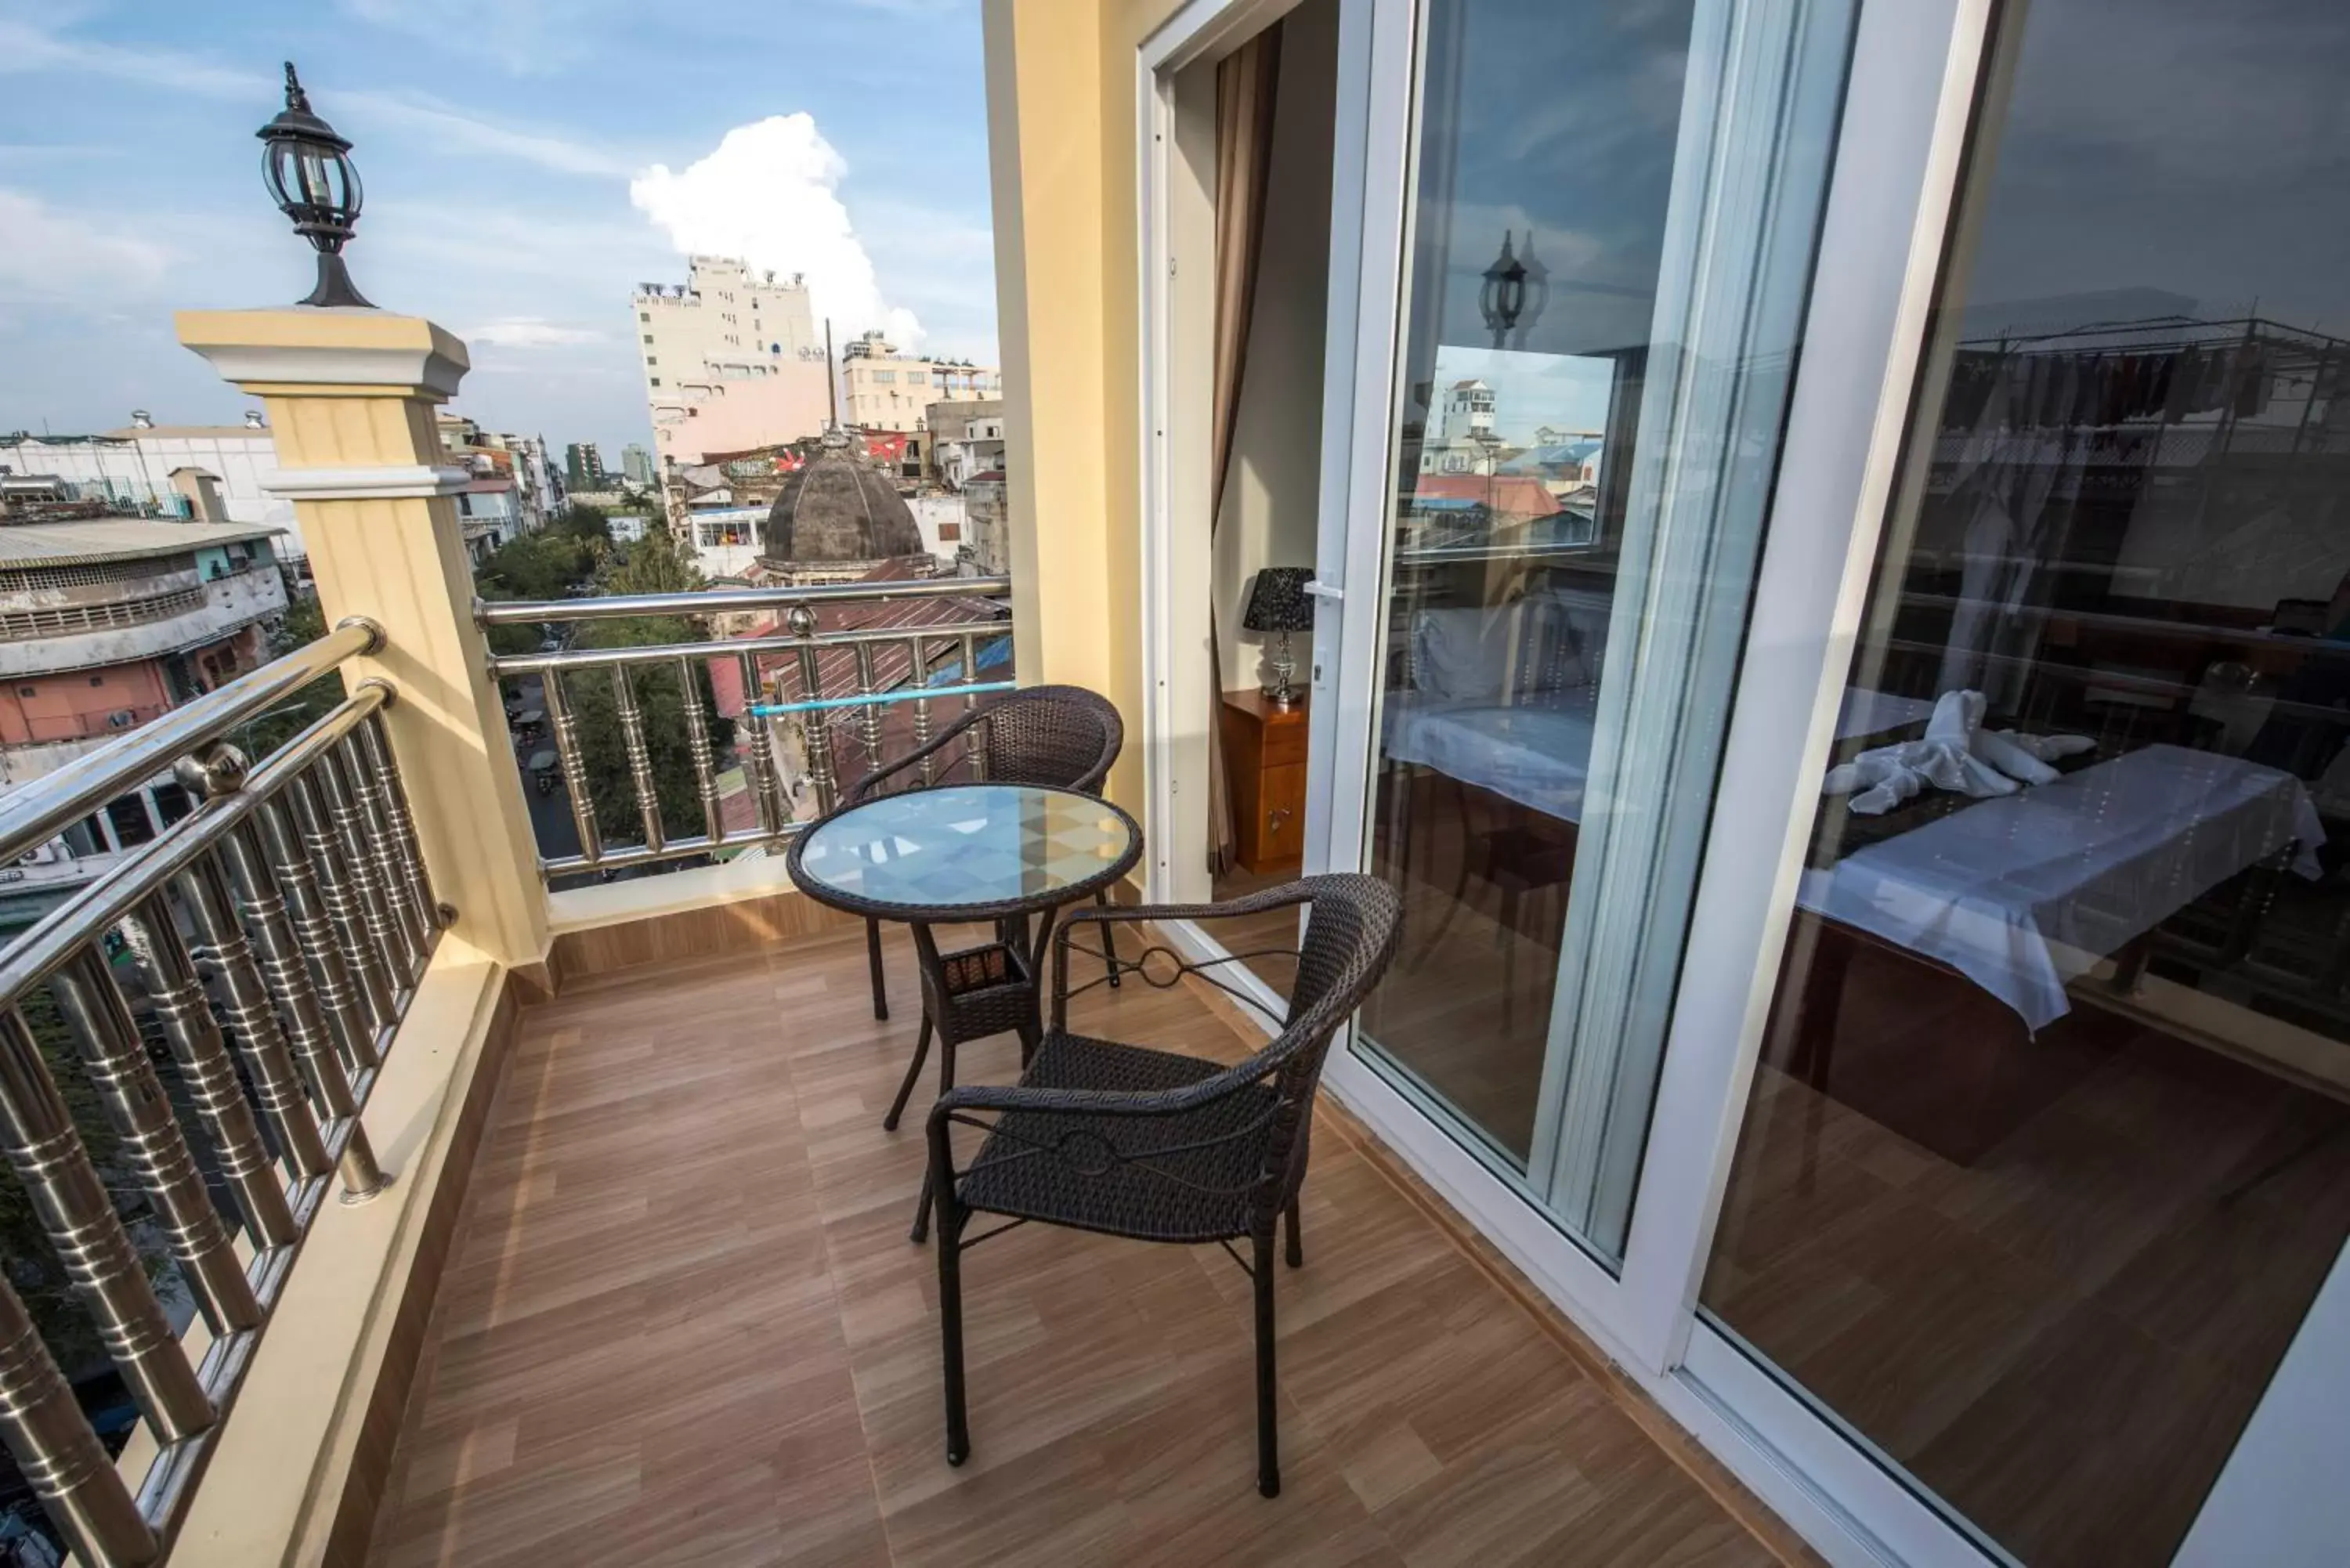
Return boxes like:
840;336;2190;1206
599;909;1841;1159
634;256;832;468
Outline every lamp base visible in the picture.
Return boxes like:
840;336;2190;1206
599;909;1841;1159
1258;632;1301;709
301;251;374;310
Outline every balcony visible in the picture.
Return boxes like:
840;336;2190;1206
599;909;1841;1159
365;919;1793;1568
0;308;1813;1568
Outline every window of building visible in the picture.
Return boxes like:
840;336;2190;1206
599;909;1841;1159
649;378;660;387
642;334;653;345
873;370;896;384
104;795;154;848
87;674;103;686
638;311;650;323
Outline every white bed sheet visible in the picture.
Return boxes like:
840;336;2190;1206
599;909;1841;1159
1794;743;2327;1031
1380;685;1935;827
1381;679;2326;1031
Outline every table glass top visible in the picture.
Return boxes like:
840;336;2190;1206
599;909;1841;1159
794;785;1135;912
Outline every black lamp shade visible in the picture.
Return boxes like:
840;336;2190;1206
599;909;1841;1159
1242;567;1314;634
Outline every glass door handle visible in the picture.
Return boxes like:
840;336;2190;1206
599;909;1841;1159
1303;580;1345;601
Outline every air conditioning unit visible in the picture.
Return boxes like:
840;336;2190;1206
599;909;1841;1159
104;710;137;730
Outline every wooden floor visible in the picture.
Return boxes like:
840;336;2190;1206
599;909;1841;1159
368;919;1799;1568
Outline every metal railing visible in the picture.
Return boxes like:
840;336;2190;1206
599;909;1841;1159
478;576;1013;878
0;618;443;1567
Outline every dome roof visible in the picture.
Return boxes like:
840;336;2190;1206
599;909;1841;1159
761;448;924;564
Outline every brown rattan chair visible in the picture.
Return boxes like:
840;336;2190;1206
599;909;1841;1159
924;873;1404;1498
842;684;1124;1039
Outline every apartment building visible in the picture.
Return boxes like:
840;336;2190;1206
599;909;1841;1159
837;330;1002;467
0;518;287;927
634;256;832;467
924;398;1007;489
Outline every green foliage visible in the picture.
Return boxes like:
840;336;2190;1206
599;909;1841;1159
233;588;345;761
554;502;614;547
566;533;736;845
474;529;602;657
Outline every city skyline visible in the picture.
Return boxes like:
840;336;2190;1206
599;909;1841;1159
0;0;996;458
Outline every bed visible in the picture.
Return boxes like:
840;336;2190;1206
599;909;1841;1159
1380;604;2328;1033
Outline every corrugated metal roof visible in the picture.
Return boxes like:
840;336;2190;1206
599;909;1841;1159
0;519;285;568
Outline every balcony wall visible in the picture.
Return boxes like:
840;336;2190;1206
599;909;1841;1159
0;567;286;678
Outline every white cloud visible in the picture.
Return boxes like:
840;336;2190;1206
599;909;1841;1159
628;115;923;349
0;188;173;305
467;316;603;348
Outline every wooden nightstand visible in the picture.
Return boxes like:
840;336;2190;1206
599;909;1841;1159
1220;688;1308;874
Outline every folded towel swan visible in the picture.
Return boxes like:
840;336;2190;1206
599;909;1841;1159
1822;689;2093;816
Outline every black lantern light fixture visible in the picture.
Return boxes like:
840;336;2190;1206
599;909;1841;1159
1480;229;1528;349
1242;566;1315;709
258;62;372;309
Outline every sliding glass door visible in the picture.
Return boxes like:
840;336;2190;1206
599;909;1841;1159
1255;0;2348;1561
1334;0;1855;1263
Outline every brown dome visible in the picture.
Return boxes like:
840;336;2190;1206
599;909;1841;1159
761;447;924;564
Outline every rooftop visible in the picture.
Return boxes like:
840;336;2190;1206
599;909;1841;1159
0;518;283;568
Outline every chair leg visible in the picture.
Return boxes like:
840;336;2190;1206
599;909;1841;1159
1284;1197;1303;1269
1094;887;1120;987
1253;1228;1280;1498
866;919;889;1021
883;1014;933;1133
938;1191;970;1465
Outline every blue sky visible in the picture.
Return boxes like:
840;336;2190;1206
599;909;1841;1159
0;0;997;456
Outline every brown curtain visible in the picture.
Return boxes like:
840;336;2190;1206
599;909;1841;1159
1206;22;1284;880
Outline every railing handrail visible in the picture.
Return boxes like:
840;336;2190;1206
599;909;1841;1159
472;573;1010;626
0;616;382;867
487;617;1012;676
0;685;388;1001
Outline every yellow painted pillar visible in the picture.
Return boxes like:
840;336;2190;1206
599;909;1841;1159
175;309;551;969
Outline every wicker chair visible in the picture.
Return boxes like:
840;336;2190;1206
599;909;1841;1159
842;684;1124;1035
924;873;1404;1498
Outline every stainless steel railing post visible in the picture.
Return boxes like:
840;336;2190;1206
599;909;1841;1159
0;1006;214;1442
0;1274;159;1567
609;664;666;855
176;857;333;1182
540;666;602;866
46;945;261;1335
118;893;300;1250
676;656;726;847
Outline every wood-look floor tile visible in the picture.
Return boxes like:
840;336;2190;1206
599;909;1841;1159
369;920;1795;1568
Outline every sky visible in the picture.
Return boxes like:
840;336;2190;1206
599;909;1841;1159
0;0;998;457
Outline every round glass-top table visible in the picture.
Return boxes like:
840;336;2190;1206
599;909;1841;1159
790;784;1139;919
789;784;1142;1242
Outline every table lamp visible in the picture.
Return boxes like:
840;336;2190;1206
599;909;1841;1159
1242;566;1314;709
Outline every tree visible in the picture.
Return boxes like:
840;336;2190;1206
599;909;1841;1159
552;502;613;548
234;589;345;761
473;531;597;657
566;533;735;844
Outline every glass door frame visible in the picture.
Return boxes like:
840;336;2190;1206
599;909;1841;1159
1139;0;2340;1563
